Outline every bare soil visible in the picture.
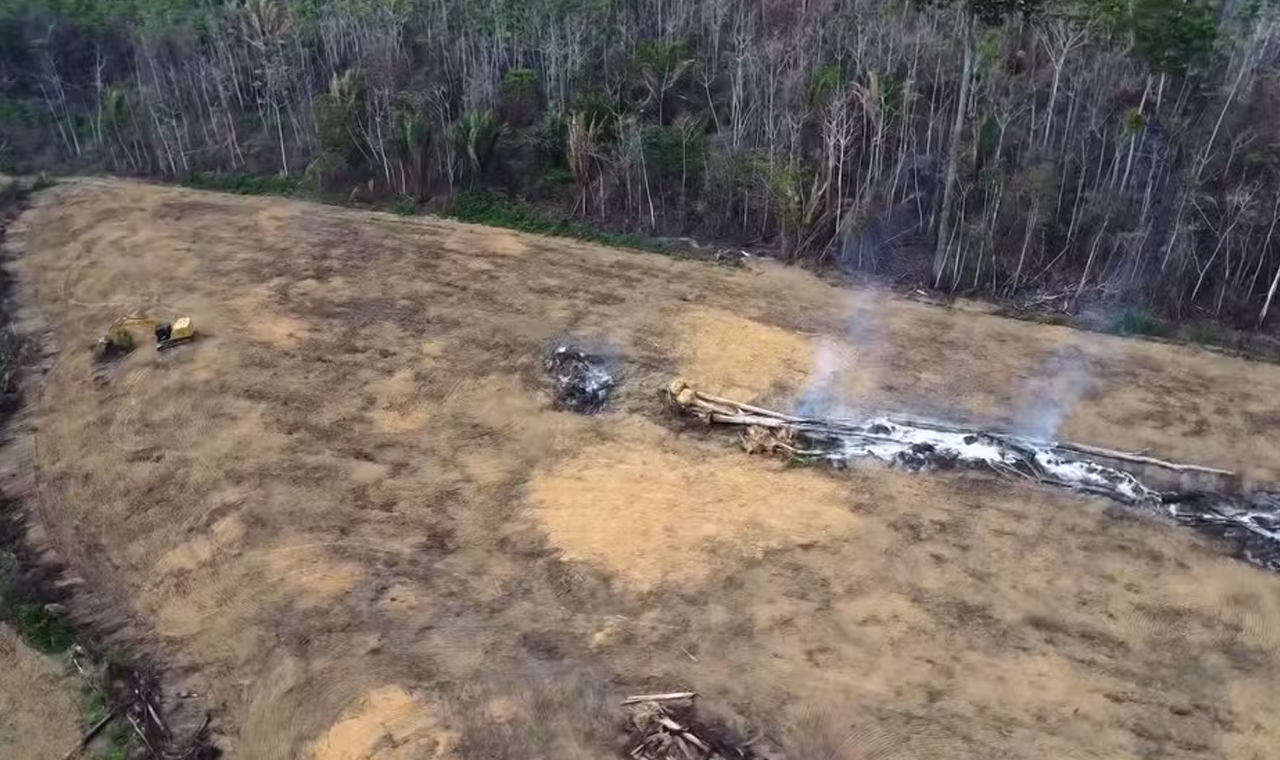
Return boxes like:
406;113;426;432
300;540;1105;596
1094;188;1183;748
4;178;1280;759
0;624;82;758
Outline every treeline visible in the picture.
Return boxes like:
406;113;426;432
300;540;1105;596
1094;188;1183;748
4;0;1280;327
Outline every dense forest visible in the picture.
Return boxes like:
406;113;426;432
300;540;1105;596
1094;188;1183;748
3;0;1280;327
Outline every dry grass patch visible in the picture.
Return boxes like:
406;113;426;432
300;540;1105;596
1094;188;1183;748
6;179;1280;759
528;419;859;589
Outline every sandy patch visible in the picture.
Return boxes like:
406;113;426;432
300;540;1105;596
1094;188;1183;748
152;542;363;640
308;685;454;760
157;514;246;573
673;306;833;399
528;422;859;589
257;204;295;235
376;583;430;617
245;313;316;348
260;546;366;608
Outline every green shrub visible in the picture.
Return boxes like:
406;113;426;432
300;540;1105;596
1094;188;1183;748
450;191;665;253
11;602;74;654
1186;320;1229;347
568;92;618;138
1109;308;1172;337
183;172;296;196
808;63;842;105
501;68;539;95
453;109;502;187
544;166;573;186
391;194;417;216
0;96;40;126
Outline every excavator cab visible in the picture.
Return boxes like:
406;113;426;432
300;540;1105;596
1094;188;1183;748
154;316;195;350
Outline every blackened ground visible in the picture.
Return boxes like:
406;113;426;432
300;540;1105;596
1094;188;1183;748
545;343;615;414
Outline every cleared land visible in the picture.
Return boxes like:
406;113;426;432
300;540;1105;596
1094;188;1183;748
4;178;1280;759
0;624;82;759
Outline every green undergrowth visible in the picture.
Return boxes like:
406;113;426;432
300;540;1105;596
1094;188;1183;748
182;171;298;196
175;175;671;254
1006;304;1280;363
449;191;668;253
391;194;418;216
9;600;75;653
1107;307;1176;338
84;685;133;760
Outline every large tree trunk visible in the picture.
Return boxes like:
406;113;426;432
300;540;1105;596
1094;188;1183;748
933;14;974;286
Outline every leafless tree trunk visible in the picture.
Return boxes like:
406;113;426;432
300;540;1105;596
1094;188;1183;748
933;13;974;285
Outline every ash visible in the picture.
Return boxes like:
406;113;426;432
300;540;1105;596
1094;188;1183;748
545;344;614;414
672;381;1280;573
827;418;1155;503
1166;492;1280;572
819;417;1280;571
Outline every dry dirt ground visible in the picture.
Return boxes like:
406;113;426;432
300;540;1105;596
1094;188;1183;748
0;624;82;758
4;177;1280;759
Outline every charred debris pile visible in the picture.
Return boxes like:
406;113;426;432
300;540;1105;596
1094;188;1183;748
622;693;770;760
546;343;615;414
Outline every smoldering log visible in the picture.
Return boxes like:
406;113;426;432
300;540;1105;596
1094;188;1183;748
667;378;1280;573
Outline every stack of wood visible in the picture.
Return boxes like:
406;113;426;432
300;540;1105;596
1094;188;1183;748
624;692;749;760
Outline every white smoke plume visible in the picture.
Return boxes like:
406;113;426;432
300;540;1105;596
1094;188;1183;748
1012;344;1095;443
794;290;881;419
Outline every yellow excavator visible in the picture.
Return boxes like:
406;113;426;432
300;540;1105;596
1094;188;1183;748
93;314;196;360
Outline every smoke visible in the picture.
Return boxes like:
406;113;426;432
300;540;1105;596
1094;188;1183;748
1012;344;1095;443
792;285;1095;448
794;290;881;419
795;338;843;417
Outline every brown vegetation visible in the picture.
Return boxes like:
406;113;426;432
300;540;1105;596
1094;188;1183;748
0;625;82;759
3;179;1280;759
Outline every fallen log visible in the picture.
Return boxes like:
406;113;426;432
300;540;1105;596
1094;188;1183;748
670;378;1236;480
669;379;804;423
623;692;698;705
1051;441;1235;478
667;379;1280;575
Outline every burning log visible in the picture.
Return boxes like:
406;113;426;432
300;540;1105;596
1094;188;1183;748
670;379;1234;480
668;378;1280;573
1049;441;1234;478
